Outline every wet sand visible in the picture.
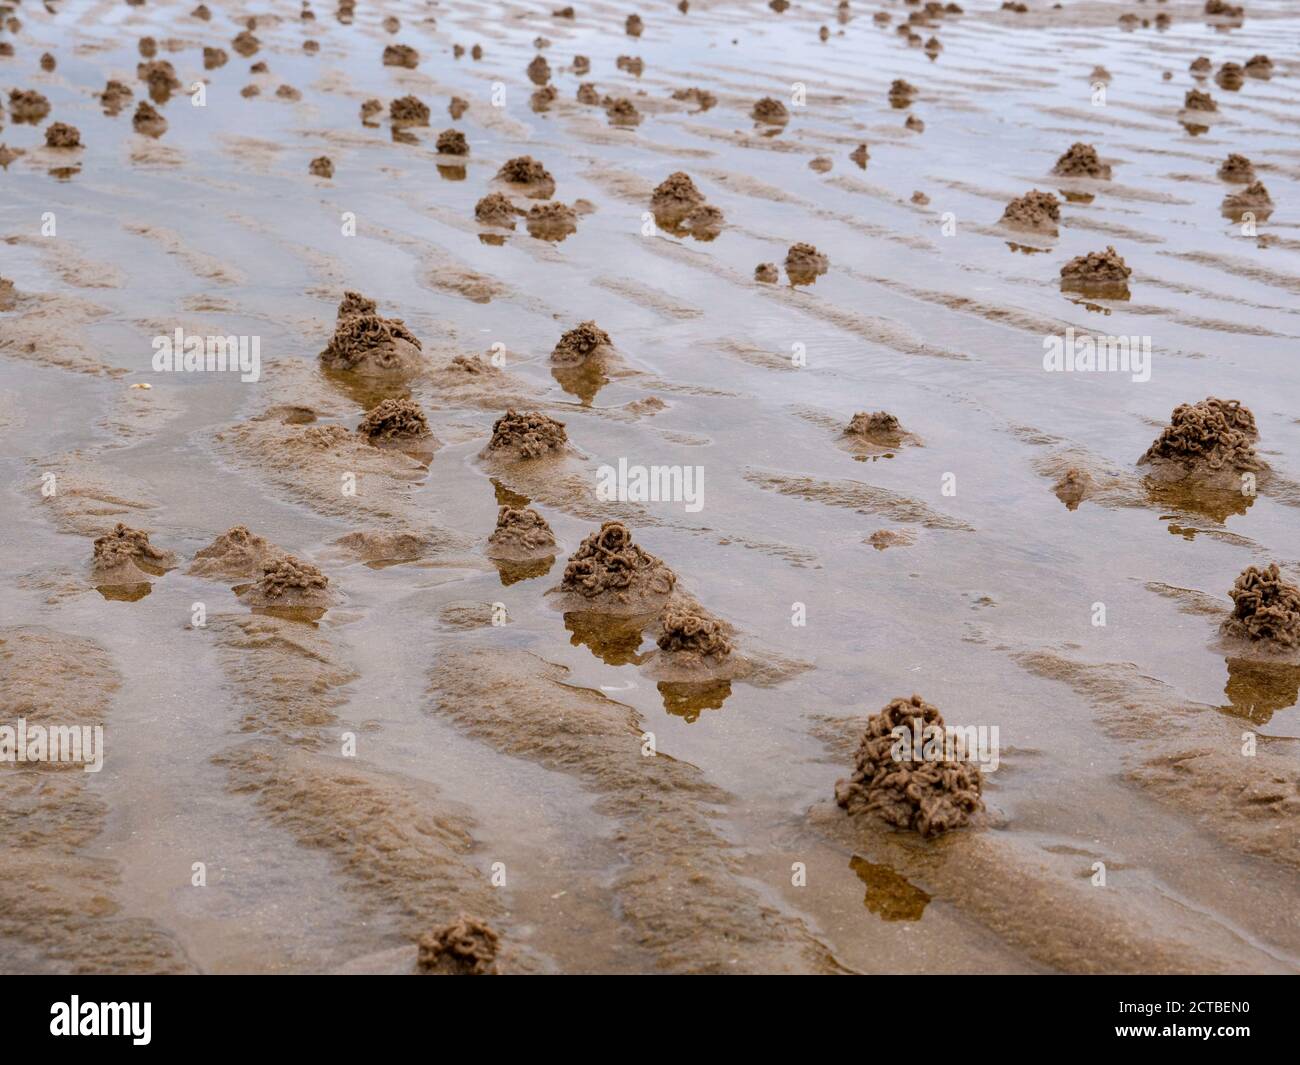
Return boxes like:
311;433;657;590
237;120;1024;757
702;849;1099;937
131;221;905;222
1;0;1298;974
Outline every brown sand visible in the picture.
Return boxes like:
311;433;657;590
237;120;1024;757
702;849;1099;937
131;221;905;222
357;398;434;448
481;409;568;461
527;55;551;86
551;321;613;367
1221;181;1273;219
752;97;789;124
845;410;918;449
0;627;194;973
8;89;50;124
604;97;641;127
1244;54;1272;77
416;916;500;975
526;201;578;241
1218;154;1255;183
1139;396;1266;490
553;521;677;615
475;192;524;229
427;649;833;973
138;60;181;99
436;129;468;155
655;605;733;668
1059;246;1131;294
785;242;829;284
834;694;985;837
1053;467;1093;511
390;95;430;127
485;505;558;561
495;156;555;199
1052;142;1110;179
44;124;82;150
232;30;260;57
1221;565;1300;652
132;101;167;137
238;555;335;610
671;87;717;111
999;190;1060;236
189;525;285;582
382;44;419;69
319;292;424;375
650;172;724;236
101;80;134;112
91;523;176;585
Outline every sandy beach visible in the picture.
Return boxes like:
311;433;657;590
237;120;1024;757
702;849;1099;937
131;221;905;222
1;0;1298;975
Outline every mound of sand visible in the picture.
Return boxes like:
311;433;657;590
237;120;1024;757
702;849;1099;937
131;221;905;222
888;79;917;107
189;525;285;581
8;89;50;123
417;916;499;974
1222;564;1300;651
383;44;419;68
1000;190;1060;235
845;410;917;448
1244;54;1272;77
527;55;551;85
656;605;733;666
1139;396;1265;490
101;80;134;112
1052;142;1110;179
357;397;434;447
238;555;335;609
480;409;568;460
319;292;424;374
1218;153;1254;183
133;101;167;136
526;201;578;241
1221;181;1273;218
551;321;613;367
391;96;430;127
44;123;82;149
752;97;788;124
91;523;177;585
785;242;828;284
672;87;717;111
138;60;181;97
485;505;557;561
475;192;524;228
605;97;641;126
835;694;985;837
436;129;467;155
1059;246;1131;294
555;521;677;614
495;156;555;199
650;172;724;237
